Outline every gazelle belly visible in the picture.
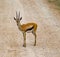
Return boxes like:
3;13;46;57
26;26;34;33
26;29;33;33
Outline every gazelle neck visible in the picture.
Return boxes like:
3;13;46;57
17;22;22;31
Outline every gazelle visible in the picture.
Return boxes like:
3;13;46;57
14;11;37;47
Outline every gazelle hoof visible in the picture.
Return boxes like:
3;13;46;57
34;44;36;46
23;44;26;47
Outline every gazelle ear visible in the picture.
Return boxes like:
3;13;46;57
14;17;16;20
20;17;22;20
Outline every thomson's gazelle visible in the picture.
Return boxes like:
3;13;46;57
14;11;37;47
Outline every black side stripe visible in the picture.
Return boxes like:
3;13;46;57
26;26;34;32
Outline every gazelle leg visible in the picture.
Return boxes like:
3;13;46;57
32;31;36;46
23;32;26;47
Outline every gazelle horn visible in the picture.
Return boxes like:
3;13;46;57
16;11;18;18
19;11;20;18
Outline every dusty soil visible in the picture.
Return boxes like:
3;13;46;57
0;0;60;57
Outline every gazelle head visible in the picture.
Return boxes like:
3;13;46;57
14;11;22;24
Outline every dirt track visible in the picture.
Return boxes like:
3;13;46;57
0;0;60;57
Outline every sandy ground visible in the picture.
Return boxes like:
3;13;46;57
0;0;60;57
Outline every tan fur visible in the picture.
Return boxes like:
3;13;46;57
19;23;37;31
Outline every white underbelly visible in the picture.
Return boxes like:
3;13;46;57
26;30;33;33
